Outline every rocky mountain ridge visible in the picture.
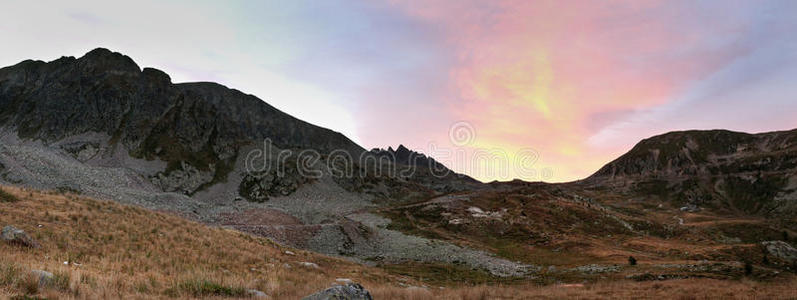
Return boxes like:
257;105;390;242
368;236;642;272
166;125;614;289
0;48;795;284
0;48;515;277
586;129;797;216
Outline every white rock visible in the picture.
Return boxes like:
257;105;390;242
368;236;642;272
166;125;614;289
336;278;353;284
247;289;269;298
299;262;320;269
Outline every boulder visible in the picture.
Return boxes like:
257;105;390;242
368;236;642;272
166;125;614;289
299;262;320;269
761;241;797;263
2;225;41;248
335;278;353;284
247;289;269;298
302;283;373;300
30;270;53;287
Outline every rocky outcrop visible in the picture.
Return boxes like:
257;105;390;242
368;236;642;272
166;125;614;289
302;283;373;300
150;162;215;195
586;129;797;216
761;241;797;264
30;269;54;287
238;160;313;202
2;225;40;248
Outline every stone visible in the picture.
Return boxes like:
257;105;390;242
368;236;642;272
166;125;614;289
2;225;41;248
30;270;53;287
761;241;797;263
247;289;269;298
299;262;320;269
302;283;373;300
335;278;353;284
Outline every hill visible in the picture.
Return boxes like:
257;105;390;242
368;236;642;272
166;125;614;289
587;129;797;216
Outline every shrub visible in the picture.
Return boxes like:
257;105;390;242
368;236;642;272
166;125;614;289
0;188;20;202
17;273;39;295
167;280;246;297
628;256;637;266
744;262;753;276
52;271;71;291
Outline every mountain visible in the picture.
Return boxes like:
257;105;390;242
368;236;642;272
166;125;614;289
1;49;795;289
0;48;363;154
0;48;508;278
586;129;797;216
0;48;364;195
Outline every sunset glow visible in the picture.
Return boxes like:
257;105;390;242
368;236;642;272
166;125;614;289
2;0;796;182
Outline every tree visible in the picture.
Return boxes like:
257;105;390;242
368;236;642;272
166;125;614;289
628;256;637;266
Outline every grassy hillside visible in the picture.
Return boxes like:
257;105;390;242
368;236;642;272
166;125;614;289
0;185;795;299
0;185;394;299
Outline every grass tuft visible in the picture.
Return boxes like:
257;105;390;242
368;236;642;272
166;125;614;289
167;279;246;297
0;188;19;202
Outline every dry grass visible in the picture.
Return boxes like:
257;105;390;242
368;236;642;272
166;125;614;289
0;185;795;299
0;186;393;299
369;278;797;299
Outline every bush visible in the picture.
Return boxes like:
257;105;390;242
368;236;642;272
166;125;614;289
167;280;246;297
52;271;71;291
18;273;39;295
628;256;637;266
744;262;753;276
0;188;20;202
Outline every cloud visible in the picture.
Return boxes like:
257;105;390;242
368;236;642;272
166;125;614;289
385;0;796;182
2;0;794;182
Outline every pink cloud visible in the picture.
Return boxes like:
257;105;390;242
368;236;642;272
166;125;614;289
384;0;754;182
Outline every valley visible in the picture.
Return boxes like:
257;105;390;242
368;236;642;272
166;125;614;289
0;49;795;299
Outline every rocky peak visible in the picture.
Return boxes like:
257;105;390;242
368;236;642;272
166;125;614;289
142;67;172;85
79;47;141;74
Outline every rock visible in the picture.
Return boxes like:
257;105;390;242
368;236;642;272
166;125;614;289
679;204;701;212
573;264;621;274
302;283;373;300
30;270;53;287
285;250;296;256
761;241;797;263
1;225;41;248
247;289;269;298
335;278;353;284
299;262;320;269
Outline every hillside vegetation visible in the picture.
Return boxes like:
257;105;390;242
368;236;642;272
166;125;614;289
1;186;796;299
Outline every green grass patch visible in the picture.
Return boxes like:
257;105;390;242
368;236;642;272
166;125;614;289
166;279;246;297
381;262;522;286
382;210;445;240
0;188;20;202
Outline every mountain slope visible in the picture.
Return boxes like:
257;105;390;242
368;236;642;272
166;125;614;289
0;48;504;279
5;185;794;299
586;129;797;216
0;48;364;193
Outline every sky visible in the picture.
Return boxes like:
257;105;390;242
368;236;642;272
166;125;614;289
1;0;796;182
